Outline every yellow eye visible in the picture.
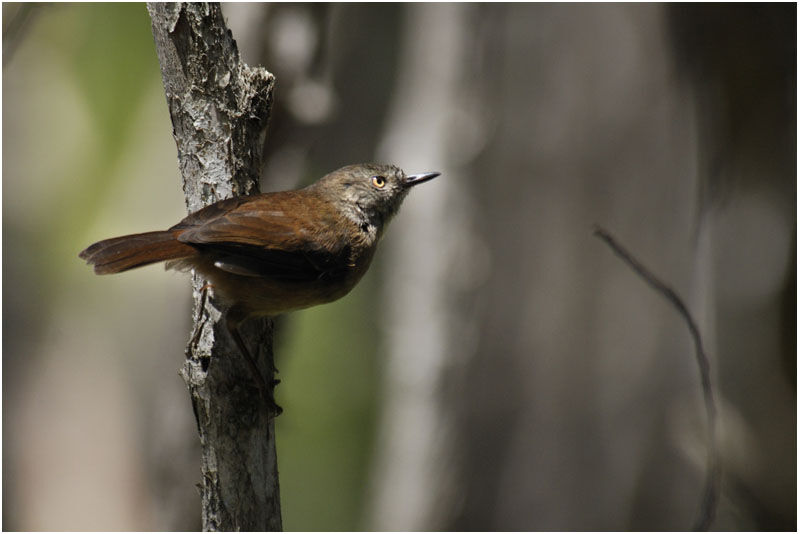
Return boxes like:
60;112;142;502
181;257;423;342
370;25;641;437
371;175;386;188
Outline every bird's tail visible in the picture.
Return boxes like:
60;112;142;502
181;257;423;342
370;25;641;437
79;230;197;274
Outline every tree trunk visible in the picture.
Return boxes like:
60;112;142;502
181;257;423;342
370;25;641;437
368;3;474;529
147;3;281;531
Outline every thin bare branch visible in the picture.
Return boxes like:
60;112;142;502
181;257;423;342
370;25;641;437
593;225;720;531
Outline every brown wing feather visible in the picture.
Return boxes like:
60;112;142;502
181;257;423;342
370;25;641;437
169;196;253;231
175;192;353;281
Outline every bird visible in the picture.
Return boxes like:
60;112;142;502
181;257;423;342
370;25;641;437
79;163;440;413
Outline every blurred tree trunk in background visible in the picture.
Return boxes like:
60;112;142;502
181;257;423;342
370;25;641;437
374;3;706;529
366;3;795;531
453;5;705;529
368;4;478;528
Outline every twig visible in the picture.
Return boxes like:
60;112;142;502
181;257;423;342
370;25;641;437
593;225;720;531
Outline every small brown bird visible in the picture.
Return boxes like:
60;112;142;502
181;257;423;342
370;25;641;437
80;163;439;412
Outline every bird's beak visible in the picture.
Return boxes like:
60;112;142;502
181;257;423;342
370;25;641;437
405;171;440;187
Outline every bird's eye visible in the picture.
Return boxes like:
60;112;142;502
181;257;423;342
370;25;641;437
371;176;386;189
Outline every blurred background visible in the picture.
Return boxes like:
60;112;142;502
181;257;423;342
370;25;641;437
2;2;795;530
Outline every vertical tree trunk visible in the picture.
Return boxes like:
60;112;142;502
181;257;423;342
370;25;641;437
147;3;281;531
368;3;474;530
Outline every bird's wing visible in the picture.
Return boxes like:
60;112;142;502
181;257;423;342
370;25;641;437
174;193;352;281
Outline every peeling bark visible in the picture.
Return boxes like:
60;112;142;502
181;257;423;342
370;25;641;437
147;3;281;531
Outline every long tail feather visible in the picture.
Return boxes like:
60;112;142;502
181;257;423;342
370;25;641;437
79;230;196;274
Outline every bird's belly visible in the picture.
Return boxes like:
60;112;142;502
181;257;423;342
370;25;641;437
180;256;365;316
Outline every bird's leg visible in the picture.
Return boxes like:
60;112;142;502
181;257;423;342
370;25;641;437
225;311;283;417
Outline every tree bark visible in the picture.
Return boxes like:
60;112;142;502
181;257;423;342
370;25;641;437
147;3;281;531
